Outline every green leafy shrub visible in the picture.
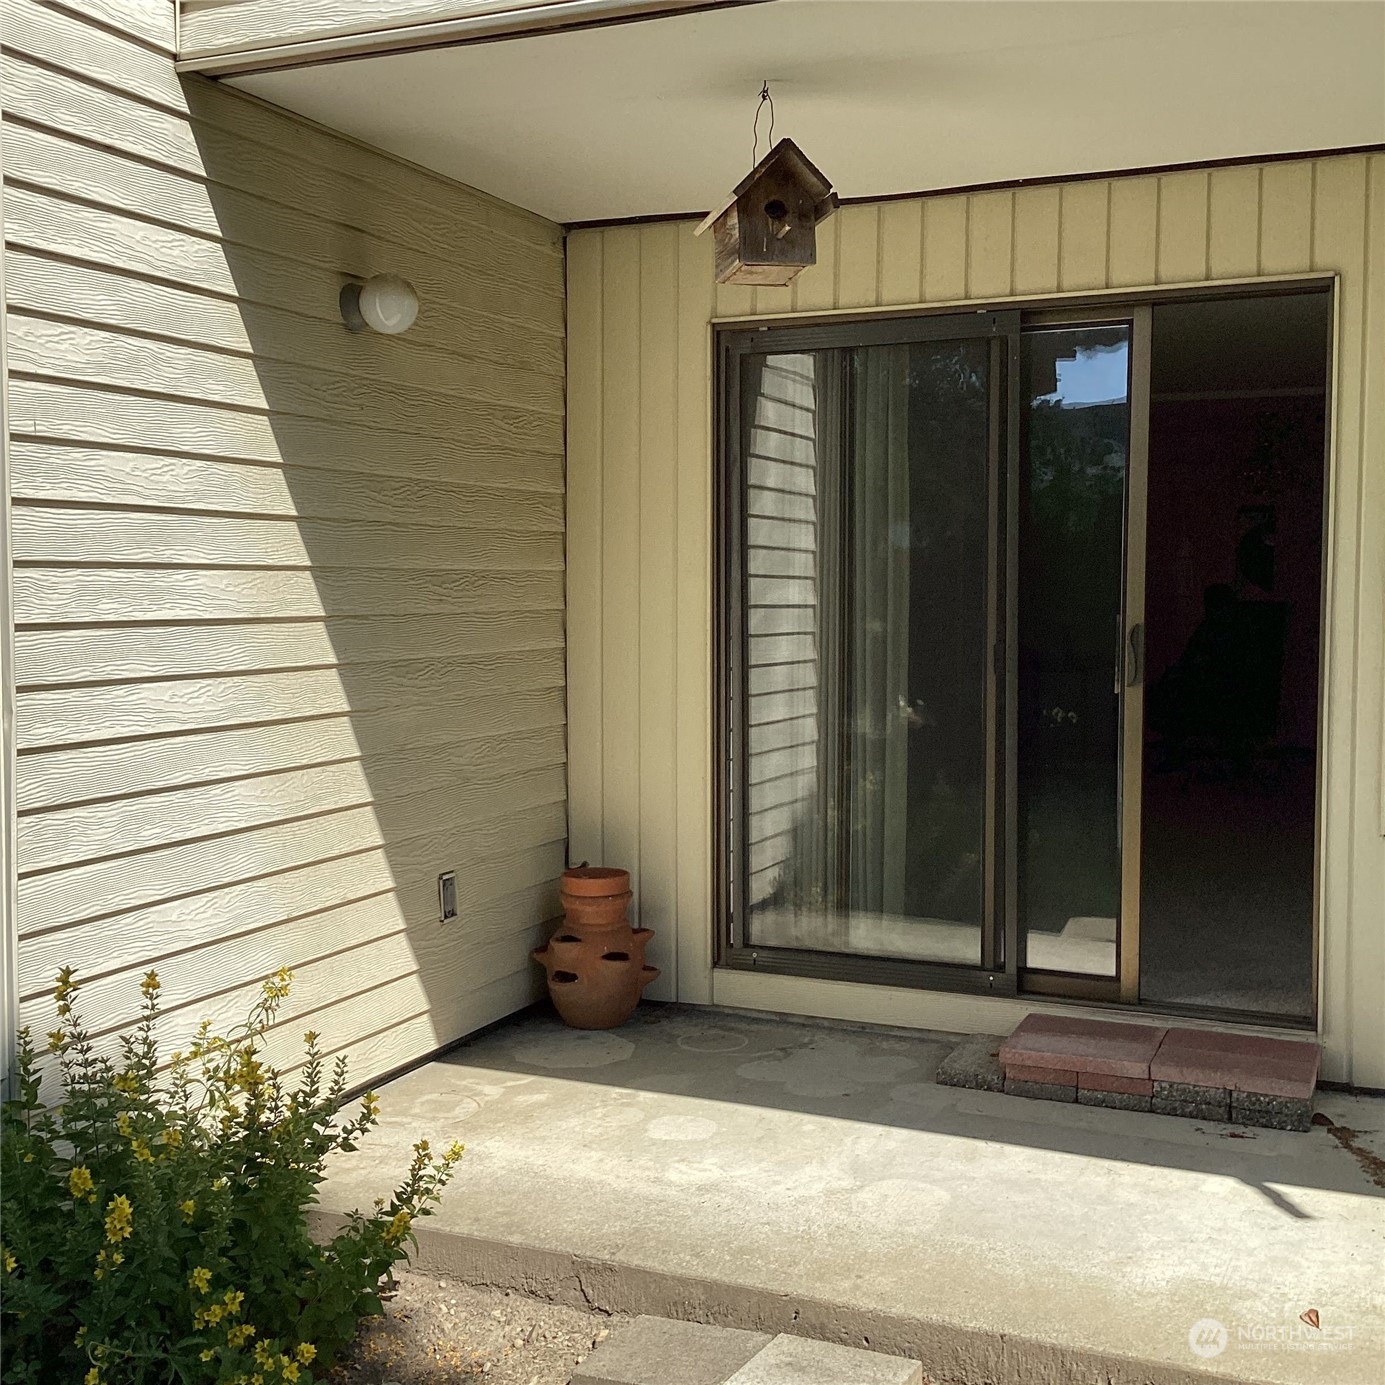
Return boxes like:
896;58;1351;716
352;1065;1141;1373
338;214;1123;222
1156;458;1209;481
1;968;463;1384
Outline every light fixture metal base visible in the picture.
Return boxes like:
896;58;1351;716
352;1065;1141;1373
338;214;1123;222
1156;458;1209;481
339;282;367;332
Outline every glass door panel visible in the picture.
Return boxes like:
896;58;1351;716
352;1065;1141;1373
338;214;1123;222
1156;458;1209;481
738;332;996;967
1016;323;1141;981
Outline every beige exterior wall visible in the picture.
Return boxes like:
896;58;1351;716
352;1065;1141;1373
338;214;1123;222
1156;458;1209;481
2;0;566;1079
566;152;1385;1087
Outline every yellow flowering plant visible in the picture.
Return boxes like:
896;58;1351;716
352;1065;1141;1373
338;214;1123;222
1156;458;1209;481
1;968;464;1384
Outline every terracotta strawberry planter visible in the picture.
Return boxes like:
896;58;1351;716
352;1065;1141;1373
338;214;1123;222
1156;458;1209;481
532;867;658;1029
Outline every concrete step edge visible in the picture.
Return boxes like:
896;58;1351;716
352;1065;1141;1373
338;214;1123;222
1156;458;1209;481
308;1211;1277;1385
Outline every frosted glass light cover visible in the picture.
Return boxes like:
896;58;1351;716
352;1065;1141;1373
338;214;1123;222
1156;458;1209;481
357;274;419;334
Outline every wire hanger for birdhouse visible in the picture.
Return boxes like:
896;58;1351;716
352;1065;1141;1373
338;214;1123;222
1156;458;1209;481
752;81;775;165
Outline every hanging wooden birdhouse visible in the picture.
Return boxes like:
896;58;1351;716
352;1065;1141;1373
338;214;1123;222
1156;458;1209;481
695;137;838;287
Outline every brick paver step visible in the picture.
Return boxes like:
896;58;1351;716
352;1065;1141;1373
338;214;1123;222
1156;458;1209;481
995;1015;1322;1129
1150;1027;1320;1099
999;1014;1166;1079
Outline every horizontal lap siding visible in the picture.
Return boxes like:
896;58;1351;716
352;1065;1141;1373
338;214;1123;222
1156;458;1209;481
3;0;567;1078
567;152;1385;1086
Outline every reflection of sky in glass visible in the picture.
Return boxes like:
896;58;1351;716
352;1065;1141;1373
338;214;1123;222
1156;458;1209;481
1041;343;1129;407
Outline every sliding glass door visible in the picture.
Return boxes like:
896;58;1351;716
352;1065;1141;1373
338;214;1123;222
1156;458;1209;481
721;308;1150;997
721;292;1322;1020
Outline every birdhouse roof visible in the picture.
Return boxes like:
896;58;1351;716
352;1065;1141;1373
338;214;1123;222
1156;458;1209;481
694;137;835;236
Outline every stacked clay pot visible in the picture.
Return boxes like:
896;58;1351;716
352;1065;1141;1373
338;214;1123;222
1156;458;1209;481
532;867;658;1029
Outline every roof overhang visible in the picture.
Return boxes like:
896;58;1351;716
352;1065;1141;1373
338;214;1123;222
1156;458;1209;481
206;0;1385;226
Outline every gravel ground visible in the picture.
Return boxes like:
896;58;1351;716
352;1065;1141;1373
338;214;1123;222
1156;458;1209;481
326;1268;623;1385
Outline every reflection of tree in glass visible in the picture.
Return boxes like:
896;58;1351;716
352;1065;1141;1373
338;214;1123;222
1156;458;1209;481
894;342;990;922
1027;399;1127;532
1024;398;1128;668
903;344;989;550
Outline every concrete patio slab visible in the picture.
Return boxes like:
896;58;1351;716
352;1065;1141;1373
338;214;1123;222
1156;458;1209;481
316;1004;1385;1385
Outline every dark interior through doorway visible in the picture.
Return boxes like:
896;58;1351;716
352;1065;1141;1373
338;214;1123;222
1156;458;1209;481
1138;291;1329;1021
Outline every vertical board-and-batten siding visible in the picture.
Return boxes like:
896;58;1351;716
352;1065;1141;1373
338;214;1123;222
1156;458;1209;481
3;0;567;1079
566;153;1385;1086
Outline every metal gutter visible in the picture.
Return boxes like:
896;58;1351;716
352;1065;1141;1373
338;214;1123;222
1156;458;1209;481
176;0;772;77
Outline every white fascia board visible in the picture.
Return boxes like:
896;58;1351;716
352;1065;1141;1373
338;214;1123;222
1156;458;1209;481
176;0;772;76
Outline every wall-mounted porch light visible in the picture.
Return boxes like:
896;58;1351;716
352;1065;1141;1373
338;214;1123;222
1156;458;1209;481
340;274;420;334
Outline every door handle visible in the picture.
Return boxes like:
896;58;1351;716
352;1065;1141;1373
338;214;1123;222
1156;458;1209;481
1125;622;1144;688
